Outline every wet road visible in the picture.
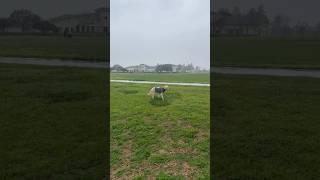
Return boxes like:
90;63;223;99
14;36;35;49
2;57;320;79
111;80;210;86
0;57;108;68
212;67;320;78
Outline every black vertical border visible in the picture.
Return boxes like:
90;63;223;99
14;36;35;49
106;0;111;178
210;0;214;179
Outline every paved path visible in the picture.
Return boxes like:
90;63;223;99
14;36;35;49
111;80;210;87
0;57;108;68
212;67;320;78
2;57;320;78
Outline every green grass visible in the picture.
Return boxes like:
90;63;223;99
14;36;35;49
213;37;320;69
0;35;108;61
0;64;108;179
111;82;210;178
213;74;320;179
111;73;210;83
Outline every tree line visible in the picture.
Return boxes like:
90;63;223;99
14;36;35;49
213;5;320;38
155;64;197;73
0;9;58;33
111;63;204;73
213;5;269;36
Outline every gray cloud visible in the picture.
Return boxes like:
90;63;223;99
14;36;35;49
111;0;210;68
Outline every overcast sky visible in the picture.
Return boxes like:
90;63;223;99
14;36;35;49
111;0;210;68
0;0;107;19
214;0;320;25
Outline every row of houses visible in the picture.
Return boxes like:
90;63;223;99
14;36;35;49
49;7;109;33
111;64;202;73
0;7;109;34
125;64;156;72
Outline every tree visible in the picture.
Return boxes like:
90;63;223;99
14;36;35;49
314;22;320;38
293;22;310;37
242;6;269;36
231;6;244;35
155;64;173;72
232;6;241;16
9;9;42;31
271;15;291;37
316;22;320;32
218;8;231;16
0;18;9;31
176;64;183;72
186;63;194;71
247;8;258;24
33;20;58;33
111;64;127;72
244;8;259;35
214;8;233;35
256;5;269;35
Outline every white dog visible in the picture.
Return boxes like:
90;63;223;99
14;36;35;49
147;85;169;101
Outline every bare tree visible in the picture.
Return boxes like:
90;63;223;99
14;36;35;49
9;9;42;32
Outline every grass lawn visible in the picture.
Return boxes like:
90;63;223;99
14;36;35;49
213;74;320;179
0;35;108;61
111;82;210;179
111;73;210;83
213;37;320;69
0;64;108;179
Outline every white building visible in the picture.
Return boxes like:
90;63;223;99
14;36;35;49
126;64;156;72
172;65;179;72
49;7;109;34
126;66;138;72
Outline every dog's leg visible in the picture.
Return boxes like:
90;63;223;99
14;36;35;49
161;93;164;101
152;93;154;99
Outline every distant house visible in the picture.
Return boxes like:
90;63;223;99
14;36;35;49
49;7;109;34
4;26;23;32
144;65;156;72
122;63;205;73
2;26;42;33
126;66;137;72
172;65;178;72
0;20;41;33
126;64;155;72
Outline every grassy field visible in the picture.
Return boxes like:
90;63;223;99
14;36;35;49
0;64;108;179
213;37;320;69
111;81;210;178
213;74;320;179
0;35;108;61
111;73;210;83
